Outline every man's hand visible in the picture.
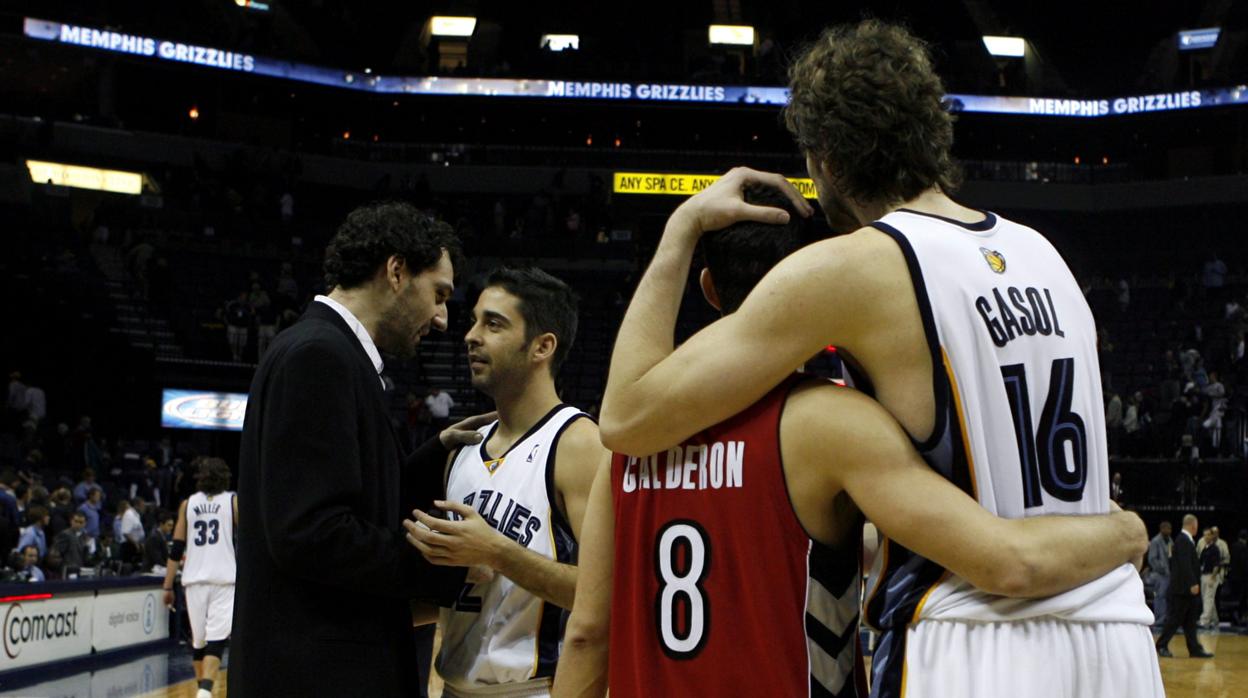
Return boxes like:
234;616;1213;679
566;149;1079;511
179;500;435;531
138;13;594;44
163;589;174;609
404;500;504;568
439;412;498;449
669;167;813;241
1191;584;1200;595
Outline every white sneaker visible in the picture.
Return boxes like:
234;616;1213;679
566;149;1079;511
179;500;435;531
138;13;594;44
196;689;212;698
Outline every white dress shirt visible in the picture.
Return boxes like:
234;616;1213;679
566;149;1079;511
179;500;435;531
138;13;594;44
314;295;386;389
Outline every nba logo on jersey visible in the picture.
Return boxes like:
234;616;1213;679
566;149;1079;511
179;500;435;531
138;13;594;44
979;247;1007;274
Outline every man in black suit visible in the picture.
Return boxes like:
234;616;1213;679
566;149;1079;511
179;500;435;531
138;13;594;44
1156;513;1213;658
231;202;484;697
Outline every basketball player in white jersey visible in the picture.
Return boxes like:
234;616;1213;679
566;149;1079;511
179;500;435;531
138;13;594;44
598;20;1163;698
164;457;237;698
405;267;607;697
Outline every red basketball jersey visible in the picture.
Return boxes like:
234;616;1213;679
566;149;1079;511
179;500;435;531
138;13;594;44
609;378;866;697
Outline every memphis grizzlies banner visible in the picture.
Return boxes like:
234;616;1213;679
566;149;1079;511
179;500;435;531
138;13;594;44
22;17;1248;116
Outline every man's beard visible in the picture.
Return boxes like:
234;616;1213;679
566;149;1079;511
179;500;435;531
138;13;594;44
374;307;420;360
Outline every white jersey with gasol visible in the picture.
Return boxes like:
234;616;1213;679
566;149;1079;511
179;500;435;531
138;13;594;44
181;491;236;586
863;209;1152;629
436;405;589;693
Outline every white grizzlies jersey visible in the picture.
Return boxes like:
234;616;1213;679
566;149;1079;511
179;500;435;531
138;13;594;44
437;405;589;693
862;209;1151;631
182;491;236;586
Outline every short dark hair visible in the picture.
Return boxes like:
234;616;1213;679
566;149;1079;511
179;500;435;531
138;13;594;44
483;268;580;375
156;510;175;525
194;457;232;496
323;201;462;290
784;20;962;205
25;506;48;526
701;185;813;314
71;511;86;521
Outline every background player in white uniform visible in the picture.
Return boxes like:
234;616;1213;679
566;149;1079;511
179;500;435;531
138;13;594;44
405;267;607;697
597;20;1163;698
164;457;237;698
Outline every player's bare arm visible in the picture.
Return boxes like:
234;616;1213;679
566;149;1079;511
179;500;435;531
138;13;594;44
405;419;603;610
784;382;1148;597
551;453;614;698
162;500;189;608
599;167;920;455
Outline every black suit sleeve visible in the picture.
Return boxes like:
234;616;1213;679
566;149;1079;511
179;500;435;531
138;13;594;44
402;436;451;511
256;341;457;599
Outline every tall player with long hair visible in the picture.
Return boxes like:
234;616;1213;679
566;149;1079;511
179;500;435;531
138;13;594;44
164;457;238;698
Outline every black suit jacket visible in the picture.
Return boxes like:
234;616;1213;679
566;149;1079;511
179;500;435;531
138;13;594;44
1168;530;1200;598
230;302;464;697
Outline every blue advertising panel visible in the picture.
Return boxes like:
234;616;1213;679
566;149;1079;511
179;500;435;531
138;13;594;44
160;389;247;431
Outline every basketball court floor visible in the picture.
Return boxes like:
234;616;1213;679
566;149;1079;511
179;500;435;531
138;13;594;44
0;627;1244;697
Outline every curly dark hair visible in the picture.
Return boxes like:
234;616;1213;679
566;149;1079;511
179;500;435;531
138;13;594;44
784;20;962;205
193;457;232;496
483;267;580;376
323;201;462;290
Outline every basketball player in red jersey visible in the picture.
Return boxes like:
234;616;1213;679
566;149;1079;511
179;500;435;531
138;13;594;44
551;187;1147;697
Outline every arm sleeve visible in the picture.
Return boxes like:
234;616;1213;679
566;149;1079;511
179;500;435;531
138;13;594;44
256;341;462;599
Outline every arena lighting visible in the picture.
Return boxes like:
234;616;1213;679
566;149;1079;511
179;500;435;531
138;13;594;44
709;25;755;46
541;34;579;52
613;171;817;199
1178;27;1220;51
429;16;477;38
26;160;143;195
983;35;1026;58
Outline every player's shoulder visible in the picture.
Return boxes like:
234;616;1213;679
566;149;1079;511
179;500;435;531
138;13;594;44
555;414;604;456
782;378;902;444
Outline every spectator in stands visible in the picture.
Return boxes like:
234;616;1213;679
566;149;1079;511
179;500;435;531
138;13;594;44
426;387;455;431
73;467;98;503
280;190;295;227
78;486;103;539
254;284;278;358
1123;392;1142;455
1147;521;1173;627
15;545;44;583
1202;252;1227;291
407;392;433;451
1110;472;1124;504
1203;371;1227;452
116;499;145;563
1106;391;1123;454
1231;530;1248;626
52;511;89;573
48;488;74;539
1116;278;1130;313
276;262;300;305
23;380;46;429
0;475;19;555
143;510;174;573
16;506;49;560
223;290;253;362
6;372;28;429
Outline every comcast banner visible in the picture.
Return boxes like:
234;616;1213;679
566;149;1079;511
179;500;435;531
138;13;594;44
0;593;93;672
